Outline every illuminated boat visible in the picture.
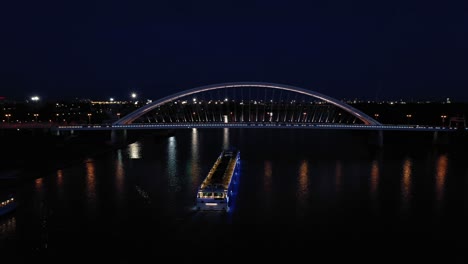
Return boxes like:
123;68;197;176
196;149;240;211
0;194;16;217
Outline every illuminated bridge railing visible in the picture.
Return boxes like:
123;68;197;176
54;123;465;132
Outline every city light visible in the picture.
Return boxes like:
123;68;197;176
406;114;412;124
441;115;447;126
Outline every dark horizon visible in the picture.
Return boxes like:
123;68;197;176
1;1;467;102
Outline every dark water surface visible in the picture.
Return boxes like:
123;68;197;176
1;128;468;262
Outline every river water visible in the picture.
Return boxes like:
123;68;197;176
1;128;468;262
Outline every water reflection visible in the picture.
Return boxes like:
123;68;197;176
33;176;48;250
128;141;142;159
369;159;380;214
57;170;63;187
191;129;201;191
0;216;16;235
335;161;342;193
85;159;97;208
264;161;272;193
56;169;64;200
223;128;229;149
297;160;309;204
35;177;44;193
115;149;125;197
263;160;273;211
167;136;178;190
370;160;379;198
401;157;412;211
435;153;448;211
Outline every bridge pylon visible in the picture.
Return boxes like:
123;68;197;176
111;129;127;146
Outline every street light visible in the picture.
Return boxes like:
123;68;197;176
31;96;40;101
440;115;447;127
87;113;92;124
5;114;11;123
131;93;137;99
406;114;412;124
33;113;39;122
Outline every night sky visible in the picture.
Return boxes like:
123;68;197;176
1;1;467;101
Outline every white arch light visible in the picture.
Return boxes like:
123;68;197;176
114;82;382;126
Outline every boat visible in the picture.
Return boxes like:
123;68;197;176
0;194;17;217
196;149;240;211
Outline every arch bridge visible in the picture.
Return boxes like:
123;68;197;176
113;82;381;127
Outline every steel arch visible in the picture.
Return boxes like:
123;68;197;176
114;82;381;126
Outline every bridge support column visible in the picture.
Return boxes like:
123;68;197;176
111;129;127;146
433;131;449;146
50;126;60;136
368;130;384;148
377;130;384;148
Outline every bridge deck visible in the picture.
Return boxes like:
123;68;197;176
0;122;465;132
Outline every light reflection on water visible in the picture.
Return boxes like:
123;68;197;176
264;161;272;193
3;129;468;260
56;169;64;201
115;149;125;199
190;128;201;191
0;216;16;235
297;160;309;204
167;136;179;191
401;157;413;211
335;161;342;194
263;160;273;209
435;153;448;212
370;159;380;211
85;158;97;211
128;141;142;159
223;128;229;149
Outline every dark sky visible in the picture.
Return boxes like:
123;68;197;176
1;0;467;101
